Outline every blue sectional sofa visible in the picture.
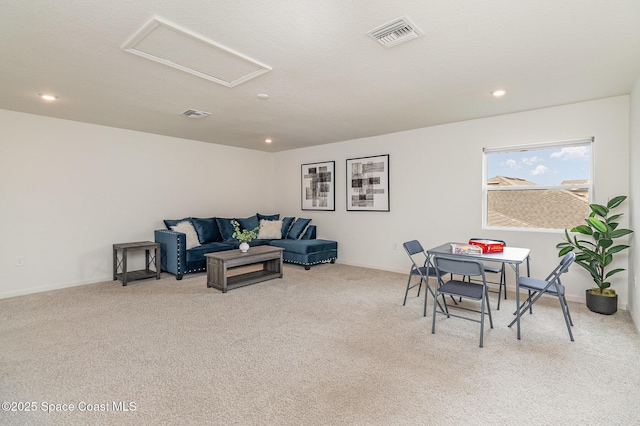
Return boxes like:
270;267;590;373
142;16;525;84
154;213;338;279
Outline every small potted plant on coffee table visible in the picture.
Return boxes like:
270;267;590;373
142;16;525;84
556;195;633;315
231;220;259;253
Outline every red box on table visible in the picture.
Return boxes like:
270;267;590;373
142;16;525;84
468;239;504;253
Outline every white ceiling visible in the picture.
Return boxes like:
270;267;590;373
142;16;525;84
1;1;640;152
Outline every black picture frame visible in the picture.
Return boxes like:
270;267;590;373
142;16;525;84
346;154;390;212
301;161;335;211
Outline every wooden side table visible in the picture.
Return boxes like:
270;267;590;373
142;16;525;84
113;241;161;286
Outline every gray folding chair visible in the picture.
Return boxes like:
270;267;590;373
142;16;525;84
431;254;493;348
402;240;447;314
468;238;507;309
508;252;576;341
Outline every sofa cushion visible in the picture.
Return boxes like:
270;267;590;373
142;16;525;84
164;217;191;229
270;239;337;254
249;239;272;247
238;215;260;231
191;217;222;244
215;218;236;241
186;242;235;262
257;219;283;239
287;218;311;239
171;221;201;249
282;249;338;267
220;239;271;249
281;217;295;238
257;212;280;221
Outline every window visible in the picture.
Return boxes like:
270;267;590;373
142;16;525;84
483;138;593;231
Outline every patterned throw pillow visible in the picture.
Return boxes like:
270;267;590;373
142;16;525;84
164;217;190;229
171;221;201;249
257;220;283;239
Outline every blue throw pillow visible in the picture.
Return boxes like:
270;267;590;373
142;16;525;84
164;218;191;229
301;225;316;240
257;213;280;221
281;217;295;238
238;215;260;231
191;217;221;244
287;218;311;239
215;218;236;241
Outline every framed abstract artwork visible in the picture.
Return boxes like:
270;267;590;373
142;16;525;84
346;154;390;212
301;161;335;211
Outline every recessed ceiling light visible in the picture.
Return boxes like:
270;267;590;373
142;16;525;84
39;94;58;101
257;94;270;100
265;138;272;144
492;89;507;97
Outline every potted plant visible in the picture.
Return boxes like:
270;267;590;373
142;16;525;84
556;195;633;315
231;220;260;253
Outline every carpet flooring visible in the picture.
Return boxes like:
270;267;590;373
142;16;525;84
1;263;639;425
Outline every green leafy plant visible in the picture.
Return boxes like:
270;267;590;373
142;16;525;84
231;220;259;243
556;195;633;296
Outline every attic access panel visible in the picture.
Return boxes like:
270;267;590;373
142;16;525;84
121;16;272;87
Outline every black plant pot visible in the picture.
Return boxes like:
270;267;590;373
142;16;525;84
585;290;618;315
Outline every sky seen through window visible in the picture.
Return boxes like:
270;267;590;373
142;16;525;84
487;145;590;186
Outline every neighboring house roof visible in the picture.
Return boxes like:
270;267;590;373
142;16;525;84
486;210;532;228
487;176;537;186
560;180;589;200
487;176;589;229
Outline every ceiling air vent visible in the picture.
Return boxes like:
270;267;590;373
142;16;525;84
366;16;423;48
181;109;211;119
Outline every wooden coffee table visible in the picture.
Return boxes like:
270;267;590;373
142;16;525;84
205;246;284;293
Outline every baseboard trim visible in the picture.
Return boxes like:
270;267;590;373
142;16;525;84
0;276;111;300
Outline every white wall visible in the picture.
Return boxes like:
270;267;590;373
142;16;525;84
629;75;640;329
1;96;632;307
0;110;275;298
273;96;631;307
